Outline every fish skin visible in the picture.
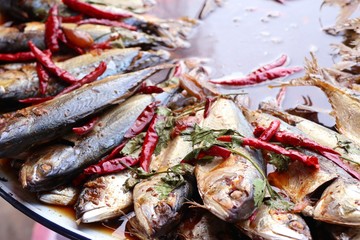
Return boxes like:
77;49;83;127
288;55;360;146
132;171;193;238
38;186;79;206
0;65;169;158
236;204;312;240
82;0;156;13
259;102;360;178
19;91;172;191
0;48;170;100
75;170;133;223
195;98;264;222
244;109;360;226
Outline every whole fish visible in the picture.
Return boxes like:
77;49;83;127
130;164;194;238
38;186;79;206
0;48;170;100
176;208;241;240
195;98;264;222
19;91;173;191
236;204;312;240
75;170;133;223
259;102;360;177
244;109;360;226
0;65;170;158
287;55;360;146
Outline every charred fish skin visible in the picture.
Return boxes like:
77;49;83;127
236;204;312;240
38;186;79;206
132;172;193;238
195;98;264;222
19;91;173;191
0;65;168;158
75;170;133;224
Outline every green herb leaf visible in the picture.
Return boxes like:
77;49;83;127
265;197;294;212
121;133;146;157
335;136;352;153
267;152;290;172
154;182;174;200
253;178;266;207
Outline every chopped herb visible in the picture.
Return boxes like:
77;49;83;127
121;133;146;157
265;197;294;212
253;178;266;207
335;136;352;153
154;182;174;200
267;152;290;172
154;107;173;156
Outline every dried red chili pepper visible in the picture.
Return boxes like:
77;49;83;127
28;41;78;84
217;135;319;168
97;141;128;165
276;86;287;107
18;96;54;104
57;61;107;95
251;54;287;75
210;66;303;86
77;18;136;31
124;102;159;139
197;145;231;160
170;116;198;139
137;82;164;94
45;5;61;52
258;120;280;142
204;97;216;118
62;0;132;20
72;116;99;135
36;63;50;95
139;113;161;172
0;52;35;62
84;156;138;175
61;14;83;23
90;41;112;50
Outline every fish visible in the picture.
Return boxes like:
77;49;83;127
287;54;360;146
195;98;264;222
80;0;157;13
243;109;360;226
38;186;79;206
176;208;242;240
0;48;170;100
236;204;312;240
19;90;173;191
259;102;360;177
0;65;170;158
75;170;133;223
130;164;194;238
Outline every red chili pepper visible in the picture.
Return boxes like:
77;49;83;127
258;120;281;142
57;29;86;55
60;14;83;23
45;5;61;52
170;116;198;139
90;41;112;50
72;116;99;135
84;156;138;175
72;172;88;186
57;61;107;96
124;102;158;139
0;52;35;62
139;114;161;172
36;63;50;95
217;136;319;168
96;141;128;166
276;86;287;107
204;97;216;118
210;66;303;86
137;82;164;94
251;55;287;76
62;0;132;20
18;96;54;104
197;145;231;160
28;41;78;84
77;18;136;31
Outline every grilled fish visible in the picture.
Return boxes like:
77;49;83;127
0;65;170;158
0;48;170;100
19;90;173;191
75;170;133;223
195;98;264;222
38;186;79;206
236;204;312;240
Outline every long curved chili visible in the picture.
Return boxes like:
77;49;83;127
204;97;216;118
84;156;138;175
258;120;281;142
137;82;164;94
36;63;50;95
45;5;61;52
251;54;287;75
61;14;83;23
28;41;78;84
77;18;136;31
72;116;99;135
0;52;35;62
62;0;132;20
139;114;160;172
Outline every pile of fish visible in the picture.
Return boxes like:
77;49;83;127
0;0;360;240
